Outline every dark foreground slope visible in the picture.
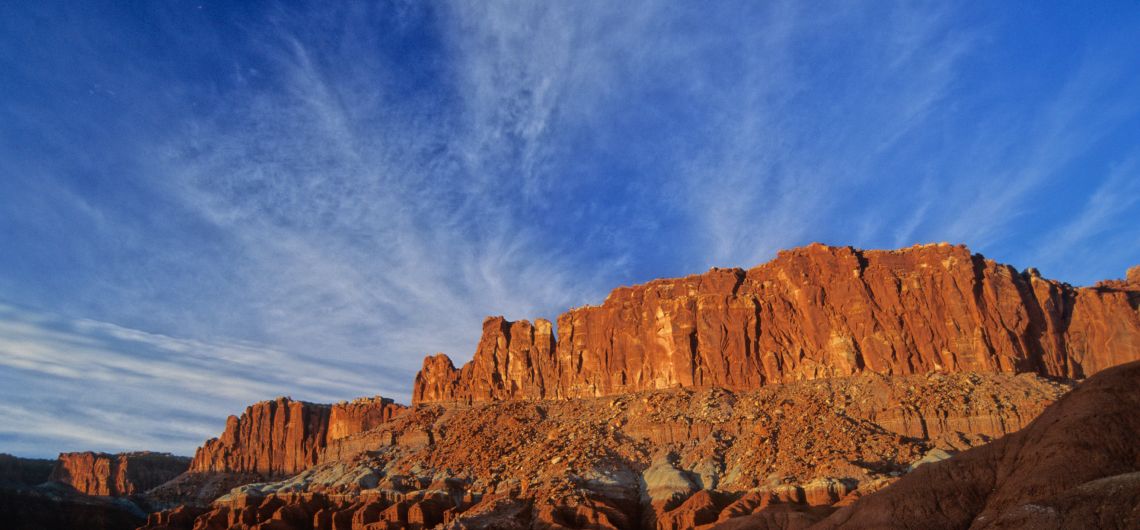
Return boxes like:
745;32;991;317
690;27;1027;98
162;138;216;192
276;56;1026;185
814;360;1140;530
0;454;154;530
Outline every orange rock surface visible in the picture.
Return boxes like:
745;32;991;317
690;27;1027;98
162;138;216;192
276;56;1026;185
414;243;1140;404
47;451;188;496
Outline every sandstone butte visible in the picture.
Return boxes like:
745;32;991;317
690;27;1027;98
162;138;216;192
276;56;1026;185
189;396;405;477
48;451;189;496
413;243;1140;404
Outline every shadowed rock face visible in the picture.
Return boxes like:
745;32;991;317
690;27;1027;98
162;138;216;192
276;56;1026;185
414;243;1140;404
814;360;1140;530
188;396;406;477
0;454;54;487
49;452;189;496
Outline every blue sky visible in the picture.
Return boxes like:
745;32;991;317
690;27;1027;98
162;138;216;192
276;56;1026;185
1;2;1139;457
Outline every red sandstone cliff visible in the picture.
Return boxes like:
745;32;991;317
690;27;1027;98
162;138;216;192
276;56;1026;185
414;243;1140;404
188;396;405;477
189;398;331;476
49;451;188;496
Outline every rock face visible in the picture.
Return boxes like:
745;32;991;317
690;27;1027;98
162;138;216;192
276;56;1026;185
189;398;332;477
414;243;1140;404
141;370;1073;530
48;451;189;496
188;396;406;477
816;359;1140;529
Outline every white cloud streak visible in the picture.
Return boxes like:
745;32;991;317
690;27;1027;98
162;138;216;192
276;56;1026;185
0;303;384;457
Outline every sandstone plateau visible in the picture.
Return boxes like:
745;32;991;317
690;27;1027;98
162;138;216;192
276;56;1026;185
415;244;1140;404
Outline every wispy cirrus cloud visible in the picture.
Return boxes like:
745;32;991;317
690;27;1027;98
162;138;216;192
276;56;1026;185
1031;156;1140;280
149;4;621;372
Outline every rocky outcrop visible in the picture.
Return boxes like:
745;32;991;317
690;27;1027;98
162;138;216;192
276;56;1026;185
413;317;557;404
815;359;1140;529
48;451;188;496
414;243;1140;404
187;396;406;478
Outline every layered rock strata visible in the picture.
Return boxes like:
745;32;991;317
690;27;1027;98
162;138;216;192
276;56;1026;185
48;451;189;496
414;243;1140;404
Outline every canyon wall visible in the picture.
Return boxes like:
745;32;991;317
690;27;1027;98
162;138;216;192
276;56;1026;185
414;243;1140;404
189;396;405;477
49;452;189;496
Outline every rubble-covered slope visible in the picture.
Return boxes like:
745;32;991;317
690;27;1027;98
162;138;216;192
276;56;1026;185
142;370;1072;529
